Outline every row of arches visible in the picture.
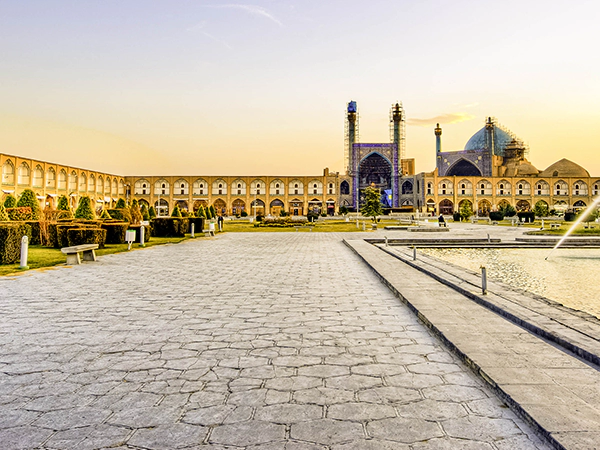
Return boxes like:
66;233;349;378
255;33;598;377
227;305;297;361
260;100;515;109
134;178;336;197
146;197;337;217
430;198;590;216
429;179;600;197
2;161;124;194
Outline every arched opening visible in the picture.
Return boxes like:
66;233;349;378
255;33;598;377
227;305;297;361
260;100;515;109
214;198;227;215
401;180;413;194
340;180;350;195
250;199;265;217
478;200;492;216
439;199;454;215
289;198;303;216
309;199;322;214
232;199;245;216
154;198;169;216
270;199;284;216
573;200;587;212
447;159;481;177
358;153;392;204
516;200;530;211
176;200;188;211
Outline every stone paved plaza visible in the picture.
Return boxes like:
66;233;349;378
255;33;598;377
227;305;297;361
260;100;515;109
0;233;550;449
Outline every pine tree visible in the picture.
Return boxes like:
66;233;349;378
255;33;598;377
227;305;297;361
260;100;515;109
0;204;9;221
140;204;149;221
171;204;182;217
360;185;382;222
3;194;17;208
75;196;95;220
197;206;206;218
129;198;142;224
115;198;126;208
209;205;216;219
17;189;42;219
57;195;70;211
148;206;157;219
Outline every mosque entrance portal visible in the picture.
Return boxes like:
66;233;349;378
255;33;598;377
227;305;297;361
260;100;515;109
358;153;392;206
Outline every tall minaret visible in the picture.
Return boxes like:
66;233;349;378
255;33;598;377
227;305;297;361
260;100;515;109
391;102;406;161
485;116;495;155
345;100;358;175
435;123;442;153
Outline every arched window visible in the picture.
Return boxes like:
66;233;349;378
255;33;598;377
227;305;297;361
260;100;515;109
17;162;30;185
33;166;44;187
2;160;15;185
46;167;56;188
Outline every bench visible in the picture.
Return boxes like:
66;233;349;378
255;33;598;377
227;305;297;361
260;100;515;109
61;244;99;265
492;221;499;225
203;229;215;237
438;222;447;228
550;223;560;229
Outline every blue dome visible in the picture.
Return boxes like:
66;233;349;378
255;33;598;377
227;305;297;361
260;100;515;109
464;125;514;157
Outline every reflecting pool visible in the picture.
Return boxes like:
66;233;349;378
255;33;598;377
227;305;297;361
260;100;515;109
418;248;600;319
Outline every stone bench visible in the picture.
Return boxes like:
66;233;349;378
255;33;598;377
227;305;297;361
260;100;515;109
203;229;215;237
550;223;560;229
61;244;99;265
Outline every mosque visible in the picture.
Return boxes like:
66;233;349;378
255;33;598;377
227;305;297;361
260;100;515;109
1;101;598;217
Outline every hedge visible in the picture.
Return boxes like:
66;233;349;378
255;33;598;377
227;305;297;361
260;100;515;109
564;212;577;222
7;206;33;221
101;222;129;244
188;217;205;233
25;221;42;245
107;208;132;223
49;222;102;248
517;211;535;223
151;218;188;237
67;228;106;247
128;224;151;242
489;211;504;221
0;223;32;264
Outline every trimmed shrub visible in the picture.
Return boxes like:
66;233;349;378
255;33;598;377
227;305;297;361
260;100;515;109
209;205;216;219
100;209;112;219
16;189;41;219
115;198;126;208
140;204;149;221
101;222;129;244
517;211;535;223
67;228;106;247
240;210;248;217
196;206;206;218
57;195;70;211
75;196;95;220
7;207;33;221
151;218;187;237
3;194;17;208
453;212;461;222
107;208;132;223
564;212;577;222
25;221;42;245
0;222;32;264
171;204;182;217
128;224;151;242
188;217;205;233
489;211;504;221
0;204;9;221
148;206;156;219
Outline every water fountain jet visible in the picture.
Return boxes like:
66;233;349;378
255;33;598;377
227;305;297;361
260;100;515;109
545;196;600;260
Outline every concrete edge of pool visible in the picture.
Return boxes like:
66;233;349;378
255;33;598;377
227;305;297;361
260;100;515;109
344;238;600;450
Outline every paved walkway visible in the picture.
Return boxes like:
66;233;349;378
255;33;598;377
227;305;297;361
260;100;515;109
0;233;548;449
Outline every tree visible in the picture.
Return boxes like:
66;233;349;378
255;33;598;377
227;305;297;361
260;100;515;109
3;194;16;208
339;205;349;216
209;205;216;219
57;195;70;211
533;200;549;217
148;206;157;219
171;204;182;217
459;200;473;221
115;198;126;208
140;203;149;221
16;189;42;219
197;206;206;218
0;204;9;221
360;185;382;222
75;196;95;220
100;209;112;219
499;203;516;217
129;198;142;224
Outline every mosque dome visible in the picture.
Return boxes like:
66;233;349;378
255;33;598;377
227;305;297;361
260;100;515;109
539;159;590;178
514;161;539;176
464;118;520;157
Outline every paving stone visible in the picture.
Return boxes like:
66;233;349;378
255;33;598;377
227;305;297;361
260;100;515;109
367;417;444;443
255;404;323;423
326;402;396;421
291;419;364;445
32;406;111;431
128;423;208;449
210;421;286;446
0;425;53;449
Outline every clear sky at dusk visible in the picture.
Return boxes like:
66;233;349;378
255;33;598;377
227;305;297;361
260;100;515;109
1;0;598;176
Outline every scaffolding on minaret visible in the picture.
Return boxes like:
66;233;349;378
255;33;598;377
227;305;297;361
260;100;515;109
344;101;359;175
389;102;406;162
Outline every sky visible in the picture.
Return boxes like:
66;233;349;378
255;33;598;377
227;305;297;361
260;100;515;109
1;0;599;177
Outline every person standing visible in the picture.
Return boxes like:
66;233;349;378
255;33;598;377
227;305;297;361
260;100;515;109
217;214;224;232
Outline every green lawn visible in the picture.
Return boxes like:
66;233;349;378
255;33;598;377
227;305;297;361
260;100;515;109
222;219;395;233
0;236;191;277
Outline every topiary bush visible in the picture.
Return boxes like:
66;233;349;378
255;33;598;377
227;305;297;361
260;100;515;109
489;211;504;221
115;198;126;208
151;218;187;237
0;204;9;221
0;222;32;264
57;195;70;211
3;194;17;208
517;211;535;223
453;212;461;222
101;222;129;244
196;206;206;218
7;207;33;221
188;217;205;233
25;221;42;245
107;208;132;223
140;204;149;221
564;212;577;222
209;205;216;219
67;228;106;247
148;206;156;219
75;196;95;220
171;204;182;217
16;189;42;220
100;209;112;219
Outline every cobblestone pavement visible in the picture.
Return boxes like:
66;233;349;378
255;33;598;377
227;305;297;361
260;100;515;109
0;233;550;449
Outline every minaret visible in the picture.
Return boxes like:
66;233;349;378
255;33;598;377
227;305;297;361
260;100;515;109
435;123;442;153
485;116;495;155
345;101;358;175
390;102;406;161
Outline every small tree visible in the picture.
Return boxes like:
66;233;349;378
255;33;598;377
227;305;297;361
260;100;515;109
148;206;157;219
499;203;516;217
459;201;473;221
197;206;206;218
533;200;550;217
129;198;142;224
209;205;217;219
57;195;70;211
75;196;95;220
360;185;382;222
16;189;42;219
339;205;349;216
0;204;9;221
3;194;16;208
171;204;182;217
140;204;149;221
115;198;126;208
100;209;112;219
